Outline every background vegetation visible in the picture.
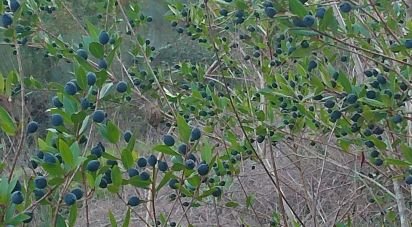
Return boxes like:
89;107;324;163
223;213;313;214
1;0;412;226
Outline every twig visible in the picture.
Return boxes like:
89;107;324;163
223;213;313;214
268;144;289;227
8;37;26;182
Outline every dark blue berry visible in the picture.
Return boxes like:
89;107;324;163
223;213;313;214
92;110;105;123
197;164;209;176
64;82;77;95
99;178;108;188
51;114;63;127
91;144;103;158
158;161;168;172
315;7;326;18
302;15;315;27
127;196;140;206
346;94;358;104
64;193;77;206
190;127;201;141
366;90;376;99
87;72;97;86
370;150;380;158
11;191;24;204
264;7;277;18
212;187;222;197
10;0;20;12
127;168;139;177
97;58;108;69
185;159;195;170
99;31;110;45
124;130;132;142
374;158;383;166
163;135;175;146
406;175;412;185
71;188;83;200
81;98;90;110
178;144;188;155
27;121;38;134
34;176;47;189
2;14;13;27
324;100;335;109
76;49;88;60
147;155;157;167
169;179;179;189
139;171;150;181
308;60;317;71
339;2;352;13
52;96;63;108
43;153;57;164
137;157;147;168
86;160;100;172
116;81;128;93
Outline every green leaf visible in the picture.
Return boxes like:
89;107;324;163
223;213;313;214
75;67;87;90
400;144;412;163
108;210;118;227
5;213;30;225
289;0;308;17
319;8;338;32
75;55;94;72
5;71;17;97
111;165;122;188
0;176;9;204
336;71;352;93
70;142;81;159
99;121;121;143
125;133;136;152
153;145;180;156
177;114;191;143
86;20;98;38
385;158;411;167
358;98;386;108
0;106;16;135
56;214;66;227
338;139;351;152
246;195;255;209
128;176;151;189
107;37;122;65
63;94;78;115
68;204;78;227
225;201;239;208
102;152;118;161
38;138;57;152
89;42;104;59
43;163;65;176
0;73;4;93
156;172;174;191
121;149;134;169
201;142;213;163
288;28;319;36
59;139;75;168
122;208;131;227
256;110;265;121
79;115;90;135
186;175;201;188
99;82;114;99
48;177;65;186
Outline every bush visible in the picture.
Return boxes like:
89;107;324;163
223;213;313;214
0;0;412;226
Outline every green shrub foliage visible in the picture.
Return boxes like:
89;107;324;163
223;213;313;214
1;0;412;226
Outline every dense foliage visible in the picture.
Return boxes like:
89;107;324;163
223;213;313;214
1;0;412;226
